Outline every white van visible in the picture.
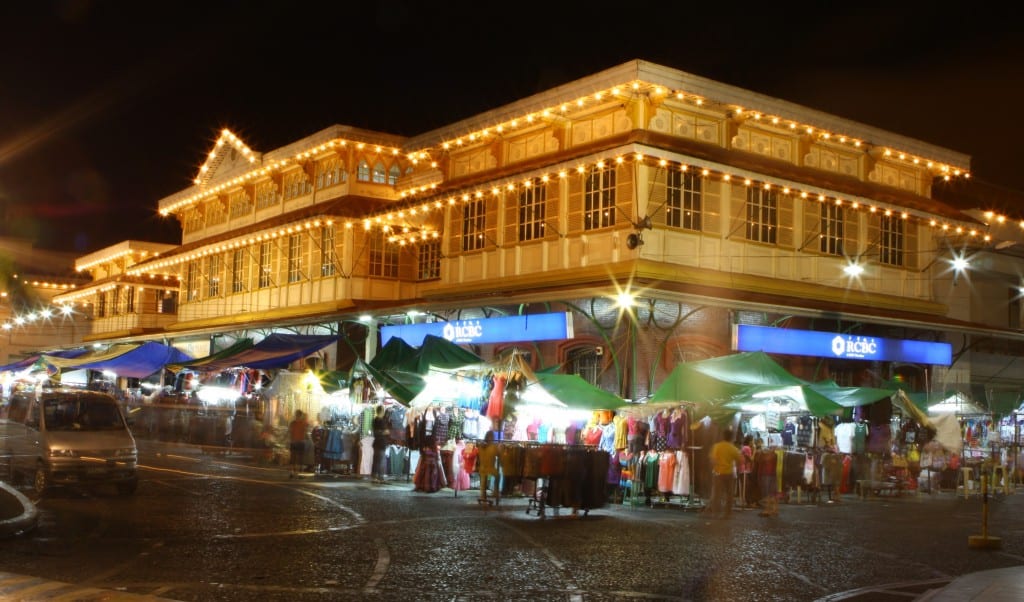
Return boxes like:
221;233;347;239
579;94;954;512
1;388;138;496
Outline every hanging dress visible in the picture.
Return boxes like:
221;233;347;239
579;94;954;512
658;451;677;494
452;440;471;491
672;450;689;496
413;447;444;493
486;376;506;421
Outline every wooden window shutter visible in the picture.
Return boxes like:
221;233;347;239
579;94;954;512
544;180;560;241
352;230;369;277
398;245;416;280
503;189;518;245
616;163;634;226
485;195;499;250
866;214;881;261
447;203;462;256
904;219;918;270
729;184;746;239
649;168;668;223
703;179;721;235
843;209;859;258
566;176;583;234
777;193;794;248
802;198;821;252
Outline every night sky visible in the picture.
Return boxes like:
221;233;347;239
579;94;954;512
1;1;1022;255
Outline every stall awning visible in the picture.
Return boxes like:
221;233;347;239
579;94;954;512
165;339;255;373
393;335;485;374
0;348;89;373
368;335;485;406
532;373;623;411
650;351;851;420
41;342;192;379
173;334;338;372
368;337;418;371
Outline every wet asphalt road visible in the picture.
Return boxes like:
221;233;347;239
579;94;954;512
0;442;1021;601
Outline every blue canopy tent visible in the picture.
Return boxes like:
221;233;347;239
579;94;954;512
0;348;89;373
41;342;193;379
169;333;338;373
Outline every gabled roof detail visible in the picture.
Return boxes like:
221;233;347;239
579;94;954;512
193;129;260;187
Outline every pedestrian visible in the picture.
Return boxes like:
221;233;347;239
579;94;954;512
707;427;743;519
477;430;500;504
739;434;754;507
288;409;309;478
371;406;389;483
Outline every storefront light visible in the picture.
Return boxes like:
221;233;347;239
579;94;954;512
843;262;864;277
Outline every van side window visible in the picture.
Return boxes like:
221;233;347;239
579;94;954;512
7;396;28;423
24;401;39;429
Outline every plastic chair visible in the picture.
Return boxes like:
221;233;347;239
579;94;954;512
991;464;1012;495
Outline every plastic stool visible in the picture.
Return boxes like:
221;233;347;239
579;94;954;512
992;465;1011;495
960;466;976;498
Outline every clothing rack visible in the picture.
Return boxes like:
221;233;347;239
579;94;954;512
643;401;703;511
486;441;607;518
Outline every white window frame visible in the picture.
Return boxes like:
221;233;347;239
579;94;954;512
584;166;616;230
518;181;546;241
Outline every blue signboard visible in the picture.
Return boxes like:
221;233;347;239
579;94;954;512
734;324;952;366
381;312;573;347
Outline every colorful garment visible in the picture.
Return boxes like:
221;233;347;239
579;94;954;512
671;450;689;496
413;447;444;493
453;441;471;491
657;451;676;493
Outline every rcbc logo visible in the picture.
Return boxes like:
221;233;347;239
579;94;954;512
831;335;878;358
442;321;483;342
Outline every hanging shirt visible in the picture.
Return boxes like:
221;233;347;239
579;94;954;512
853;423;869;454
834;422;855;454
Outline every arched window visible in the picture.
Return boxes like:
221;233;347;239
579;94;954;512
567;346;600;386
357;160;371;182
388;164;401;185
372;162;387;184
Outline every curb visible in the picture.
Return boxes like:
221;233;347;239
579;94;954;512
0;481;37;538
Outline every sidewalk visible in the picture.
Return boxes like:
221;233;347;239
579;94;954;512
0;481;37;538
919;566;1024;601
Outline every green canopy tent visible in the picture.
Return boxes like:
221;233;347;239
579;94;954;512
531;373;624;412
368;337;418;372
395;335;485;374
650;352;854;423
370;335;486;406
354;357;421;406
723;384;847;417
808;381;897;412
650;352;803;418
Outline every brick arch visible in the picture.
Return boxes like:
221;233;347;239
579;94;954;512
661;334;728;371
555;336;605;367
493;344;539;370
555;338;613;390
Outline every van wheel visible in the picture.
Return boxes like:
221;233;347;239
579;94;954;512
116;479;138;496
33;465;50;496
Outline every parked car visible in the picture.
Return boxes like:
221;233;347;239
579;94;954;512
0;388;138;496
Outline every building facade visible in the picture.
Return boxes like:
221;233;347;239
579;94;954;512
38;60;1024;407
